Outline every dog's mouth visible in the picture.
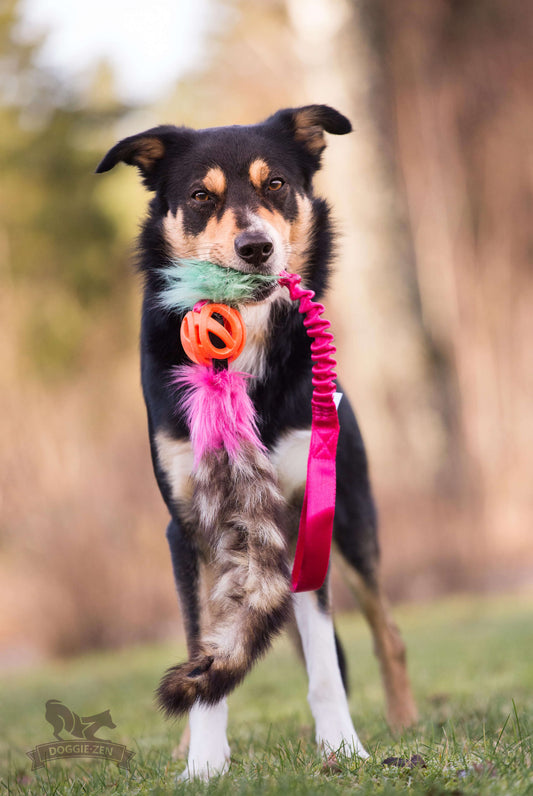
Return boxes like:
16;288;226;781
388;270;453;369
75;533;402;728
159;259;281;315
221;263;281;306
245;280;278;304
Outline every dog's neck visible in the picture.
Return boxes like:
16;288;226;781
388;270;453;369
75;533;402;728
233;297;277;380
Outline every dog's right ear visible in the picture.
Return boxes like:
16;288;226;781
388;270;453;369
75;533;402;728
95;125;193;189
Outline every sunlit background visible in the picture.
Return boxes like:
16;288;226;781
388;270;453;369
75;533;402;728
1;0;532;664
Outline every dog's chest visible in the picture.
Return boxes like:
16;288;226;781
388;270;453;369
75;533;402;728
230;301;273;380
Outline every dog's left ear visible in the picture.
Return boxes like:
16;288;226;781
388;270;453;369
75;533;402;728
267;104;352;161
95;125;193;190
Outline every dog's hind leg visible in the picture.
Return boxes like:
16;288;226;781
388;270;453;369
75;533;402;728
293;585;368;758
334;398;418;731
336;559;418;732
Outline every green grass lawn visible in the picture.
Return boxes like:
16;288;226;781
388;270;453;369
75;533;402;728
1;592;532;795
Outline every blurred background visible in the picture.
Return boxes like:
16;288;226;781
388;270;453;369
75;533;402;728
1;0;532;665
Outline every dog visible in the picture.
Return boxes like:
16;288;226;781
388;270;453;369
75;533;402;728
96;104;417;780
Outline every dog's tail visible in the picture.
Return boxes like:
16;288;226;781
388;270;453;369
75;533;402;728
157;442;291;716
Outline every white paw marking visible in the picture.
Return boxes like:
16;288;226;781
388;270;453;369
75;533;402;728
181;699;231;781
293;591;369;759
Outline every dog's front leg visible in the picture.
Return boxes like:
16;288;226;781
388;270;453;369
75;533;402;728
165;518;201;656
178;699;230;781
293;589;368;759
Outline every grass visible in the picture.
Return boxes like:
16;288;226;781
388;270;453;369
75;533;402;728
1;592;532;795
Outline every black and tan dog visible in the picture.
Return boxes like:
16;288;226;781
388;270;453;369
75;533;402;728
97;105;417;779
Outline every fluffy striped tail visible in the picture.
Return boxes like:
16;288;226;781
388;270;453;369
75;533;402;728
157;369;292;716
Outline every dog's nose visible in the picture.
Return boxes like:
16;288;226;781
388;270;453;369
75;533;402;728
235;231;274;270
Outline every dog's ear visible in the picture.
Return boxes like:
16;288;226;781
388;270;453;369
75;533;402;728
267;105;352;162
95;125;193;189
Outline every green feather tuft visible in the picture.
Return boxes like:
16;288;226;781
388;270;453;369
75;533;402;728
158;259;278;312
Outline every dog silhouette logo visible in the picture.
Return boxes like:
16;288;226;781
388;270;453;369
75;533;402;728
26;699;134;770
45;699;117;742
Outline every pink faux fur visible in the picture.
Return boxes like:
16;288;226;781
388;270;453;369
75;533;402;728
172;365;265;464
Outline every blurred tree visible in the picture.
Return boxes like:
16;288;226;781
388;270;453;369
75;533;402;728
0;0;132;378
372;0;533;572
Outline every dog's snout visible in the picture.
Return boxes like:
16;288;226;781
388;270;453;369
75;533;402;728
235;231;274;269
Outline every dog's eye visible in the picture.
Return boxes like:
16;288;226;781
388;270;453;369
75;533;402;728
192;190;212;203
268;178;284;192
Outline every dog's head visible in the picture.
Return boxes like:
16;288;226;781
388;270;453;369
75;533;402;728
96;105;351;281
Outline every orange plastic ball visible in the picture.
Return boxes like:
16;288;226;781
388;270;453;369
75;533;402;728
180;303;246;366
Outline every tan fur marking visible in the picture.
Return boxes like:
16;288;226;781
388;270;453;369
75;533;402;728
249;159;270;190
163;208;239;263
289;194;314;277
163;209;191;259
293;108;326;155
335;558;418;731
203;166;227;197
203;209;239;263
176;722;191;759
251;198;313;278
257;206;291;241
154;431;194;503
130;136;165;171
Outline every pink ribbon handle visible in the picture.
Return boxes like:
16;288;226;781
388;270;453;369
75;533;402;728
278;271;340;593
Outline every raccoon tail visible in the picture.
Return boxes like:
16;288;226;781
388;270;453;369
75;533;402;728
157;442;291;716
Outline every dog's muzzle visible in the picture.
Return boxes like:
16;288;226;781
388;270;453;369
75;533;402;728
235;231;274;272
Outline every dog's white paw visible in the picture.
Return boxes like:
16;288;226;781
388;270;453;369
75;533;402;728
319;734;369;761
178;754;230;783
316;714;369;760
180;699;231;782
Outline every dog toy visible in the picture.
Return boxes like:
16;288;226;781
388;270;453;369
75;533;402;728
165;259;339;592
180;302;246;365
159;258;278;311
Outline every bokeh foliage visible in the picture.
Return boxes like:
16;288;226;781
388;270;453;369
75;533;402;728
0;0;132;378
